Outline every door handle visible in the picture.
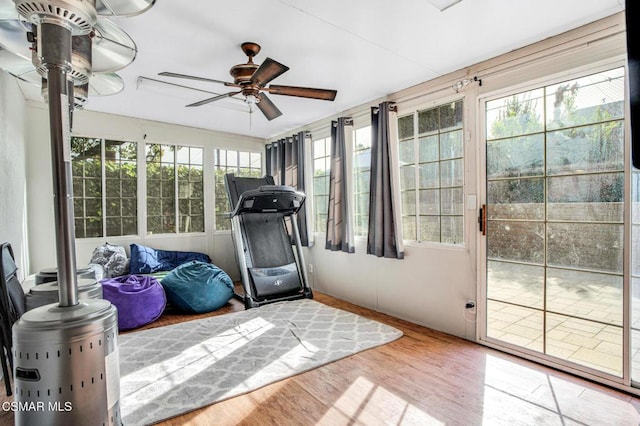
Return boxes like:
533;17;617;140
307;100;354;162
478;204;486;236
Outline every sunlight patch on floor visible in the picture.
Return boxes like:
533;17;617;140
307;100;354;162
482;354;640;425
224;339;319;398
318;376;445;425
121;317;274;402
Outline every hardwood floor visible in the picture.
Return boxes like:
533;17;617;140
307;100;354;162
2;292;640;425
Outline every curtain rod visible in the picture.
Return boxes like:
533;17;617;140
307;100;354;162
266;130;312;147
371;102;397;114
332;117;354;126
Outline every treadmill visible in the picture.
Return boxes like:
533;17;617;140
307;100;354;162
225;174;313;309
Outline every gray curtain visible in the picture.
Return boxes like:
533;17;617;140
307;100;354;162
368;102;404;259
265;132;309;246
266;139;285;184
326;117;354;253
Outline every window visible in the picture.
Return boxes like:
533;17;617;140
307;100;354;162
353;126;372;237
313;137;331;233
398;100;464;244
71;137;137;238
213;149;262;231
146;144;204;234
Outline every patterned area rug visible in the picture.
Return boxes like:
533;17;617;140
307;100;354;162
118;298;403;425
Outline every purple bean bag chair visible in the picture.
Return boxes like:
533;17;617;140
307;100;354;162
101;274;166;331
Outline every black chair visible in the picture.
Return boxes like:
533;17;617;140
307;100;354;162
0;242;26;396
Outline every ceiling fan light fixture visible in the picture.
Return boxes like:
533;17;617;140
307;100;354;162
425;0;462;11
244;93;258;112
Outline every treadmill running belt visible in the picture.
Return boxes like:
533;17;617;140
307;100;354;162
241;213;295;268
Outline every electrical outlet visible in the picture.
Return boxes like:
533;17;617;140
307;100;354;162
465;300;476;314
308;263;313;273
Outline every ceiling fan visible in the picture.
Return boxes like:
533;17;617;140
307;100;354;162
158;42;337;121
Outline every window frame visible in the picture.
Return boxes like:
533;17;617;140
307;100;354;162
396;96;466;247
145;143;206;236
312;136;332;234
353;125;372;238
71;136;139;239
212;148;263;232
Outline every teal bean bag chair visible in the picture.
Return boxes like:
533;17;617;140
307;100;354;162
160;261;234;313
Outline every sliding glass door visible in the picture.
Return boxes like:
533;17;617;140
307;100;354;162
482;67;630;380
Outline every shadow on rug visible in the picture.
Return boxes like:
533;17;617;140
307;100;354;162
118;298;403;425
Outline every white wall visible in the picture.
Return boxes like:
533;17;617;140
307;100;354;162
0;70;28;279
25;104;264;279
277;13;627;341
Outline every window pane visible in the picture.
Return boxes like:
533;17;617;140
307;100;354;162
400;165;416;190
419;216;440;242
547;122;624;175
418;107;439;134
486;88;545;139
106;217;122;236
354;151;370;172
487;178;544;220
215;150;262;231
546;268;622;326
441;187;464;216
105;179;121;197
239;151;250;168
402;215;416;241
250;152;261;169
398;115;414;139
439;100;463;131
487;134;544;179
546;313;622;376
190;147;203;165
419;189;439;215
547;173;623;222
353;126;371;238
85;218;102;238
487;221;544;264
418;135;439;163
419;163;439;189
399;140;415;164
354;170;370;195
176;146;189;164
401;190;416;215
488;260;544;309
546;68;625;131
487;300;543;352
440;159;463;187
226;151;238;167
158;146;173;163
215;149;226;166
440;130;463;160
105;199;121;217
147;216;162;234
547;223;623;273
441;216;463;244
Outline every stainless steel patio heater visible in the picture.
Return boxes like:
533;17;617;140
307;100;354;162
10;1;120;424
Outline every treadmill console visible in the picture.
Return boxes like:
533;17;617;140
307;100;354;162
231;185;306;216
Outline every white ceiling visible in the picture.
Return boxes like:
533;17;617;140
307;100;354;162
1;0;625;139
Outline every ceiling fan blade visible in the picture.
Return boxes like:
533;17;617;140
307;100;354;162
159;72;235;86
257;93;282;121
186;91;241;107
250;57;289;87
266;84;337;101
